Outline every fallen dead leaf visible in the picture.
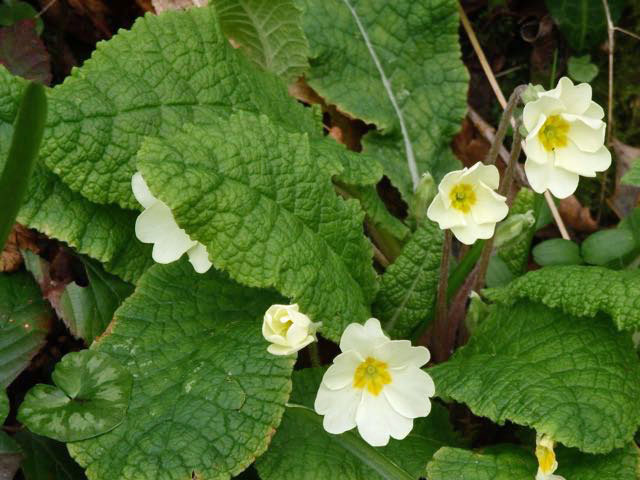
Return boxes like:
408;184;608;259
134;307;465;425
611;138;640;217
151;0;207;13
558;195;598;232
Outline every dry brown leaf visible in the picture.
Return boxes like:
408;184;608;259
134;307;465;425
0;224;40;273
611;138;640;217
151;0;207;13
66;0;110;36
558;196;598;232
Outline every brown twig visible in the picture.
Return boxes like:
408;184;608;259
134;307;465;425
433;230;452;362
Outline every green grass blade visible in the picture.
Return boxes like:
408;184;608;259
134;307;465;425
0;81;47;249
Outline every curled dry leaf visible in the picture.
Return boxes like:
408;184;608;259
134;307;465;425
0;224;39;273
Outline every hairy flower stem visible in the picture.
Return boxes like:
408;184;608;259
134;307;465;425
484;85;526;167
473;121;523;292
308;343;322;368
433;230;452;362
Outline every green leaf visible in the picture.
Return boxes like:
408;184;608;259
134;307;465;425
427;443;640;480
18;350;133;442
430;301;640;453
532;238;583;266
215;0;309;80
0;80;47;250
621;159;640;186
137;112;377;341
338;183;410;241
545;0;625;51
0;431;22;480
0;389;7;422
581;229;636;266
483;266;640;331
0;0;43;34
312;138;383;187
567;54;599;82
297;0;468;198
14;431;86;480
42;6;316;209
0;271;51;388
68;260;295;480
0;65;153;283
373;220;442;339
58;257;134;343
257;368;460;480
485;255;515;288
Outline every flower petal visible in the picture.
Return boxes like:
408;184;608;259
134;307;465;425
315;384;361;434
267;343;304;355
523;116;553;165
427;194;466;229
525;158;579;198
355;392;413;446
450;218;496;245
556;77;592;115
583;101;604;120
373;340;430;369
464;162;500;190
340;318;389;357
471;183;508;225
523;96;564;132
384;367;435;418
131;172;157;209
554;142;611;177
187;243;212;273
322;350;362;390
436;169;465;207
562;114;606;153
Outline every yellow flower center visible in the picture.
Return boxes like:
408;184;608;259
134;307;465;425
449;183;476;213
538;115;570;151
535;443;556;475
353;357;392;396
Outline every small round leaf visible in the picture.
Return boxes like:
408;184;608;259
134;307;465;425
533;238;582;266
18;350;132;442
581;229;636;266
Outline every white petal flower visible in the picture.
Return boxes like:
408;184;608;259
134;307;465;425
522;77;611;199
132;172;212;273
426;162;508;245
314;318;435;447
535;434;566;480
262;304;321;356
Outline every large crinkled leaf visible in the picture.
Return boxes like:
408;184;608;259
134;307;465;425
311;138;383;187
0;65;153;283
430;301;640;454
215;0;309;80
257;368;460;480
0;271;51;388
42;6;316;209
373;220;442;339
427;444;639;480
18;350;133;442
68;260;295;480
483;266;640;331
17;165;154;283
297;0;468;198
14;431;86;480
137;113;377;341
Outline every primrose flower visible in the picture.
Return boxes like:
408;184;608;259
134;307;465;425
522;77;611;198
262;304;321;355
427;163;509;245
132;172;212;273
535;434;566;480
314;318;435;447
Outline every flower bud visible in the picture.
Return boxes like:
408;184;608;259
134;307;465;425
410;172;437;221
262;304;321;355
493;210;535;248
